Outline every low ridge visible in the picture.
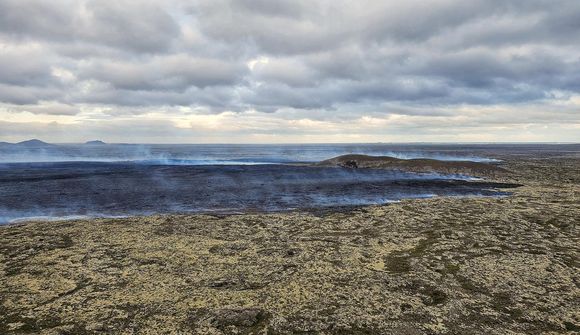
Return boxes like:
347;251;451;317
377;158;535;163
318;154;508;178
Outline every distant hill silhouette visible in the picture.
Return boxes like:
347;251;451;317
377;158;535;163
0;139;56;148
85;140;107;145
15;139;55;147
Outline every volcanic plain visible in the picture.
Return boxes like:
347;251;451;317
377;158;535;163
0;148;578;334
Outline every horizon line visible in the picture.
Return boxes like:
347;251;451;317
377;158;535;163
2;139;579;146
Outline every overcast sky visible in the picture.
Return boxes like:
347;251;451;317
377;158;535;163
0;0;579;143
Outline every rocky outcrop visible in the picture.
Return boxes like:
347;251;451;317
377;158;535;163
318;154;509;178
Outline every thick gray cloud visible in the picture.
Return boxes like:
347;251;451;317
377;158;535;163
0;0;180;52
0;47;56;86
0;0;579;142
79;55;248;91
0;84;62;105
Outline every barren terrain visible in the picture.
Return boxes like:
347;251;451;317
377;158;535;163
0;152;578;334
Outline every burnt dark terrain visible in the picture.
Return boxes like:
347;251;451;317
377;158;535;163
0;163;516;223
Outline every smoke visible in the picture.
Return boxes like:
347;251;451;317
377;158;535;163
0;162;515;224
0;143;500;164
4;214;128;225
373;152;500;162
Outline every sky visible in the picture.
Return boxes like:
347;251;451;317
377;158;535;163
0;0;579;143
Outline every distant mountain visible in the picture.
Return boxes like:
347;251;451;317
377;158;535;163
0;142;13;149
15;139;55;147
85;140;107;145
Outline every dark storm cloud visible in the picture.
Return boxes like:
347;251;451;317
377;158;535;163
0;0;578;142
